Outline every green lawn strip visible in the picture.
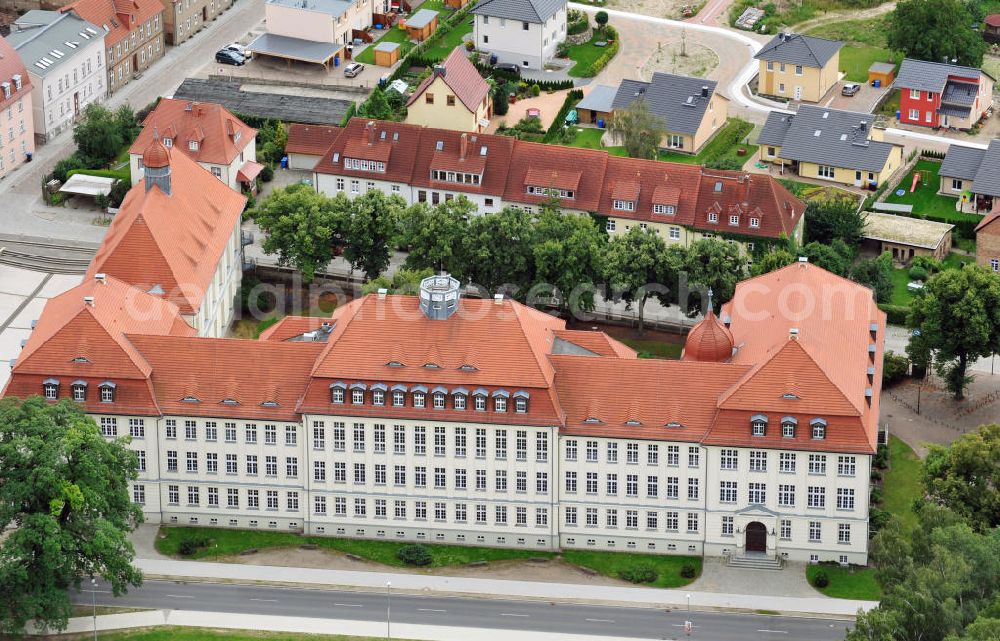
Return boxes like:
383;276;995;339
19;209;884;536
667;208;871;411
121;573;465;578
567;119;754;167
354;28;416;64
838;45;894;83
884;160;983;223
560;550;701;588
877;90;900;118
882;435;922;534
888;266;914;307
422;24;472;60
806;564;881;600
95;628;408;641
620;338;683;359
566;33;610;77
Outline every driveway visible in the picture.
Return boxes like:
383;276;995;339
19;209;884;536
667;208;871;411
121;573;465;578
823;81;890;114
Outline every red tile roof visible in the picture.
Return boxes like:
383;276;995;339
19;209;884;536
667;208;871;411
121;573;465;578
87;142;247;314
130;99;255;166
975;211;1000;234
285;123;340;156
553;329;638;358
237;160;264;182
62;0;162;47
406;48;489;112
258;315;331;341
0;37;32;111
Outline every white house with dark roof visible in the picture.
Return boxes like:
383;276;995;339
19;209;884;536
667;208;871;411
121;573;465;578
610;72;728;154
8;10;106;143
939;139;1000;212
754;33;843;102
757;105;903;188
472;0;567;70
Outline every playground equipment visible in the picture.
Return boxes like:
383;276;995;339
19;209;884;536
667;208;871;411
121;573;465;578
911;171;921;193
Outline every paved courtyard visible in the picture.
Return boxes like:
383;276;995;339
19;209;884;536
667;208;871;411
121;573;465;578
688;558;820;598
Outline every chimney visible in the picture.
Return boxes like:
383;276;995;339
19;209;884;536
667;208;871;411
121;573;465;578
777;31;784;40
377;288;388;299
798;256;808;265
493;293;503;305
95;273;106;285
83;296;95;307
789;327;799;340
701;85;709;98
366;121;376;145
433;65;446;78
459;133;468;160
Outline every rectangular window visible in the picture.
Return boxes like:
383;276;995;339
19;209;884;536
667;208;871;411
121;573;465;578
722;515;734;536
606;442;618;463
808;455;827;475
245;455;257;475
565;471;577;493
780;519;792;540
665;476;678;499
243;423;255;444
749;451;767;472
626;443;639;464
265;424;277;445
778;484;795;507
666;445;679;466
565;439;577;461
838;523;851;544
456;427;467;457
647;444;658;465
536;432;548;462
809;521;821;542
720;480;737;503
837;456;856;476
779;452;797;473
627;474;640;497
687;478;699;500
837;488;855;510
587;440;599;462
808;486;826;508
748;482;766;504
687;513;699;533
818;165;835;179
720;449;738;470
688;447;700;468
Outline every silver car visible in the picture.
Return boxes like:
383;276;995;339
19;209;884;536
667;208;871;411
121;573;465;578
344;62;364;78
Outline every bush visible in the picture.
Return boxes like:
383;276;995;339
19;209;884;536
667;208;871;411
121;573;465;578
52;154;85;183
620;565;658;583
680;563;697;579
530;83;541;97
812;570;830;588
464;40;475;51
575;37;619;77
67;167;131;183
870;487;883;505
396;544;432;566
911;255;941;273
875;442;889;469
882;350;910;386
567;8;589;34
877;303;910;326
178;536;210;556
908;265;928;281
595;10;609;27
107;179;130;208
869;508;892;535
261;164;274;183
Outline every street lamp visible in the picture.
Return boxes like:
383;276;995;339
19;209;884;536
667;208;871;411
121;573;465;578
91;577;98;641
911;329;923;414
386;580;392;641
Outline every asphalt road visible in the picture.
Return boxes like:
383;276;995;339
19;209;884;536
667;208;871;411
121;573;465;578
74;579;853;640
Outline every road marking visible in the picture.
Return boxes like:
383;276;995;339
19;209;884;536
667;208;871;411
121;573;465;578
673;624;699;628
334;603;363;608
418;608;447;613
165;595;195;599
80;589;112;594
585;618;615;623
249;598;278;603
757;630;788;634
500;613;529;617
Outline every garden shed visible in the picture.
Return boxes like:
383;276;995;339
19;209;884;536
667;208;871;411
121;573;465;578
405;9;439;41
863;211;954;265
867;62;896;87
373;41;401;66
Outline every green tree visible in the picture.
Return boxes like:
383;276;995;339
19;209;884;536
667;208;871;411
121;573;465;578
399;199;472;273
608;98;667;160
682;238;747;313
850;251;894;303
73;103;125;168
462;207;537;296
595;10;609;28
343;189;405;280
804;197;865;247
908;266;1000;398
362;267;434;296
888;0;987;67
603;226;677;333
531;209;606;314
752;248;797;276
924;423;1000;531
801;240;851;276
252;184;347;283
0;397;143;635
113;105;140;144
357;88;395;121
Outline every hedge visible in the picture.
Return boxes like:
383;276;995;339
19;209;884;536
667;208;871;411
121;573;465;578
878;303;910;326
66;167;131;182
472;59;574;90
388;0;479;81
575;37;619;78
340;102;357;127
543;89;584;143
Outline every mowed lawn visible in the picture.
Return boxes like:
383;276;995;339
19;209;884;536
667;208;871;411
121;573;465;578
561;550;701;588
884;160;983;222
566;33;611;77
620;338;684;359
804;16;895;83
839;45;894;83
807;564;882;600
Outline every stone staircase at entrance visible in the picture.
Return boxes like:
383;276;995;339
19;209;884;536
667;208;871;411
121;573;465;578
726;554;784;570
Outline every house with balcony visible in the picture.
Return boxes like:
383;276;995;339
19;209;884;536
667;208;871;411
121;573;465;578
754;33;842;103
895;58;995;130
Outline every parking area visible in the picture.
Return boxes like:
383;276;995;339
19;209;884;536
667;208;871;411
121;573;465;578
823;79;891;113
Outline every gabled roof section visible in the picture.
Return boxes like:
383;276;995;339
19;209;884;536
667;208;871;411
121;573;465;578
504;140;608;211
472;0;565;23
611;73;721;136
130;98;256;166
9;10;101;79
407;48;489;112
971;139;1000;198
87;145;247;314
691;169;804;238
0;35;32;111
61;0;162;47
285;123;340;156
895;58;992;94
940;143;986;181
754;33;843;68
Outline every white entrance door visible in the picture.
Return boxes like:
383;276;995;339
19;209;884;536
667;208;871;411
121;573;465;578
794;85;802;100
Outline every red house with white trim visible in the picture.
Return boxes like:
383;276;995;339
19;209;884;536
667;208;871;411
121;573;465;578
895;58;995;130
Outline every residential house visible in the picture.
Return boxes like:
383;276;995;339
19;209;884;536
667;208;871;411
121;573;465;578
405;48;490;133
895;58;995;130
90;136;247;337
161;0;234;44
862;211;953;265
311;118;806;254
472;0;567;70
754;33;842;102
61;0;164;94
938;139;1000;212
8;10;106;143
757;105;904;188
285;122;340;170
248;0;372;70
0;36;36;179
975;211;1000;272
610;72;729;154
4;257;885;566
986;14;1000;43
128;98;258;192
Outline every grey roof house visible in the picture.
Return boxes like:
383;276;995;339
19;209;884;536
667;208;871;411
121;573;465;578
754;33;843;68
609;73;728;153
894;59;995;129
472;0;565;22
758;105;903;186
471;0;568;70
939;139;1000;200
754;33;843;102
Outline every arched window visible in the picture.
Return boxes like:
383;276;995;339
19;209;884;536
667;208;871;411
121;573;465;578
98;381;116;403
71;380;87;402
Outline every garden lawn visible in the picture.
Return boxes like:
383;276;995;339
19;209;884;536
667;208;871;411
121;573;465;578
838;45;894;83
620;338;683;359
561;550;701;588
889;266;914;307
882;435;922;534
566;33;611;77
568;127;625;155
804;15;888;48
422;23;472;61
97;628;406;641
354;28;415;64
657;118;756;167
807;564;881;600
884;160;981;222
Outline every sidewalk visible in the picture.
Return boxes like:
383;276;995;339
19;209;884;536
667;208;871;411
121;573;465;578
135;558;877;617
31;609;651;641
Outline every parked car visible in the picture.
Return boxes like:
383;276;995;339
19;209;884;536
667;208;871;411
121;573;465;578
495;62;521;76
215;49;245;66
224;43;251;59
841;83;861;96
344;62;364;78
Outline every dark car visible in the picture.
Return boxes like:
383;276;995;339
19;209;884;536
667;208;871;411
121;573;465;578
216;49;245;66
841;83;861;96
495;62;521;76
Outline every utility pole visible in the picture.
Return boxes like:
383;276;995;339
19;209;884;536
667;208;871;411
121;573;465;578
91;577;98;641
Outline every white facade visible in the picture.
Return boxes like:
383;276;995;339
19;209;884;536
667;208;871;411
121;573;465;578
130;137;257;193
473;5;567;70
185;217;243;338
29;35;106;143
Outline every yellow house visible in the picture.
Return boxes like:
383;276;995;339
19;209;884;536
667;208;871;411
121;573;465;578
755;33;843;103
405;47;491;133
757;105;904;188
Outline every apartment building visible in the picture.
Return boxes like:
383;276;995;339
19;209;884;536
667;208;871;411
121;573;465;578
311;119;806;254
0;36;36;178
8;10;106;143
6;260;884;565
162;0;234;45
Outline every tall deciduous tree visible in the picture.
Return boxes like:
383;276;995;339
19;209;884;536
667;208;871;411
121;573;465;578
531;209;607;314
924;423;1000;531
251;184;347;283
603;226;678;333
888;0;987;68
804;197;866;247
343;189;406;280
608;98;667;160
850;251;894;304
0;397;143;635
908;266;1000;399
801;240;852;276
681;238;747;313
462;207;536;297
73;103;125;168
399;198;472;274
751;248;796;276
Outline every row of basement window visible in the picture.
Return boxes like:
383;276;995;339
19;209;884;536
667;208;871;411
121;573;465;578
330;382;529;414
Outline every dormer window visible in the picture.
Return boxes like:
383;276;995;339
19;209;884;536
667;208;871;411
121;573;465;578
188;140;198;151
653;204;675;215
458;364;477;371
453;390;467;410
781;416;797;438
613;199;635;212
750;217;760;228
163;137;172;147
666;421;683;428
71;356;90;363
330;382;346;404
372;387;386;406
708;212;718;223
13;75;21;91
181;395;200;403
751;414;768;436
811;418;827;439
345;158;387;172
729;215;740;226
513;390;529;413
625;419;641;426
99;381;116;403
473;391;487;411
391;385;406;406
583;417;602;424
386;360;404;367
413;391;426;408
432;387;447;409
494;397;507;412
261;400;279;408
233;130;241;143
526;185;574;199
71;380;87;402
351;390;364;404
43;378;59;399
221;398;239;406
